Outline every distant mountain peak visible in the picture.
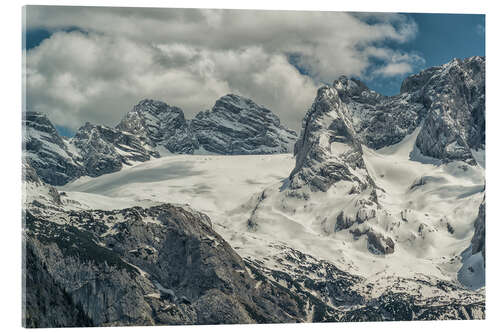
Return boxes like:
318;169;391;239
192;93;297;155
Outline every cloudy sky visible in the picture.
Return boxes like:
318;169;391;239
23;6;485;135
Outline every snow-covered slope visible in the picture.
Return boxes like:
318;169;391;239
62;154;295;214
60;124;485;289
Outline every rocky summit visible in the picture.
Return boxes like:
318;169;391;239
71;122;159;177
117;99;199;154
23;112;83;186
192;94;298;154
23;114;159;185
330;56;485;165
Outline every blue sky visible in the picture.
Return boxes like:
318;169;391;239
363;13;485;96
24;8;485;136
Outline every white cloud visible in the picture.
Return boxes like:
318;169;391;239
372;62;413;77
25;7;423;131
26;31;319;131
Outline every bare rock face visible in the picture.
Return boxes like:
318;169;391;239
71;122;158;177
117;99;199;154
406;57;485;164
191;94;297;154
300;56;485;166
290;86;374;193
333;76;426;149
23;112;83;186
24;201;308;326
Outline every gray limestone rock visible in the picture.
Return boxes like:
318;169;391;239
23;203;308;326
117;99;199;154
191;94;297;154
71;122;157;177
23;112;84;185
410;57;485;165
290;86;374;192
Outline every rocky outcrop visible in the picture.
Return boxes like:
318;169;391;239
315;56;485;165
71;123;158;177
117;99;199;154
23;113;159;185
23;200;310;326
333;76;426;149
406;57;485;164
290;86;374;193
23;112;83;185
23;238;93;328
118;96;298;155
191;94;297;154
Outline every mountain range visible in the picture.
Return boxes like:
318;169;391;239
24;94;298;185
22;56;486;327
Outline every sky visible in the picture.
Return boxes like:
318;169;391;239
23;6;485;136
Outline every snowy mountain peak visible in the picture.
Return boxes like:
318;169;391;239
290;85;372;192
333;75;375;98
71;122;157;177
191;93;297;155
23;111;83;185
212;94;272;115
118;94;298;155
325;56;485;164
116;99;196;153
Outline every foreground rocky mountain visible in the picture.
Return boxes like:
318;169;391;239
23;167;306;326
24;94;298;186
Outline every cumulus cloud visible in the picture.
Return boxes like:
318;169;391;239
24;6;423;132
